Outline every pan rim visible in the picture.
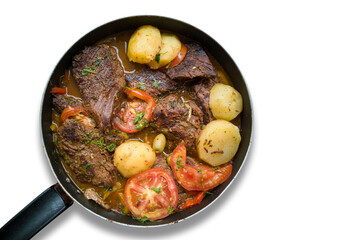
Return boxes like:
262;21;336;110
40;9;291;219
40;14;253;228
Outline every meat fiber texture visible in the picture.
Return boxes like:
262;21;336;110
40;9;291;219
56;119;123;187
162;42;217;81
72;44;126;130
150;94;204;149
125;68;178;98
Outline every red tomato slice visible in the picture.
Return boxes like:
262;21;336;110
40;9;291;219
160;43;187;69
170;141;232;192
51;87;67;94
124;168;179;221
60;105;86;123
179;191;206;210
113;88;156;133
167;43;187;68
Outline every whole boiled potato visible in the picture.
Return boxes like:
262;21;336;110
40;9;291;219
197;120;241;166
147;33;181;69
209;83;243;121
113;141;156;178
127;25;162;64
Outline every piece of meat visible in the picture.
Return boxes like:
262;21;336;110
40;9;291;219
84;188;110;209
72;44;126;130
150;94;203;148
52;94;82;114
56;118;122;187
125;68;178;98
162;42;217;81
191;77;220;124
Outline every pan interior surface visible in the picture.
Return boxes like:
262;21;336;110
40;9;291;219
41;15;252;227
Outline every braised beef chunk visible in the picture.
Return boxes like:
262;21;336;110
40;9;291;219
52;94;82;113
72;44;125;130
56;118;121;187
125;68;177;97
191;77;220;124
84;188;110;209
163;42;216;81
151;94;204;148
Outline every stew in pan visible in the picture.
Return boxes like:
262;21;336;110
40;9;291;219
50;25;243;222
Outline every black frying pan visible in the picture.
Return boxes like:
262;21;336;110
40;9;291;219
0;15;253;239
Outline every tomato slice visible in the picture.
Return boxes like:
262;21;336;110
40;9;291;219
113;88;156;133
170;141;232;192
124;168;179;221
161;42;187;69
51;87;67;94
179;191;206;210
60;105;86;123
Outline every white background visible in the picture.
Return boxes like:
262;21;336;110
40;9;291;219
1;0;360;239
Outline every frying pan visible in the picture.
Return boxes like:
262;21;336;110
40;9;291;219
0;15;253;239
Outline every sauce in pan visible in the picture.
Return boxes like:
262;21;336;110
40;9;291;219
51;28;241;220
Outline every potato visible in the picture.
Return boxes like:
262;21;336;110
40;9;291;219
197;120;241;166
127;25;162;64
113;141;156;178
147;33;181;69
209;83;243;121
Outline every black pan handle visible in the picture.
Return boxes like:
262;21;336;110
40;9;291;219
0;183;73;240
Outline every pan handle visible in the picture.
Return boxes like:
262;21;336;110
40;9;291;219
0;183;73;240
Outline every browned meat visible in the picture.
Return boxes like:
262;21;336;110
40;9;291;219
72;44;126;130
150;94;204;148
52;94;82;113
56;118;122;187
125;68;178;98
191;77;220;124
84;188;110;209
162;42;216;81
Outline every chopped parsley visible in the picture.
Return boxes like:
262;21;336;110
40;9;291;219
82;163;93;172
151;187;161;194
155;53;161;63
154;51;168;64
137;81;146;91
197;169;212;195
132;215;150;223
81;55;106;76
133;112;145;124
83;134;117;152
152;79;161;87
167;206;175;215
176;156;184;171
169;100;175;108
105;142;116;152
133;111;148;131
81;66;97;76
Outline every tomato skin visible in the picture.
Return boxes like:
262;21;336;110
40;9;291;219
179;191;206;210
113;88;156;133
51;87;67;94
124;168;179;221
170;141;232;192
60;105;86;123
161;43;187;69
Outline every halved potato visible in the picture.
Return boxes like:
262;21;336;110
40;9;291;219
209;83;243;121
127;25;162;64
197;120;241;166
147;33;181;69
113;141;156;178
